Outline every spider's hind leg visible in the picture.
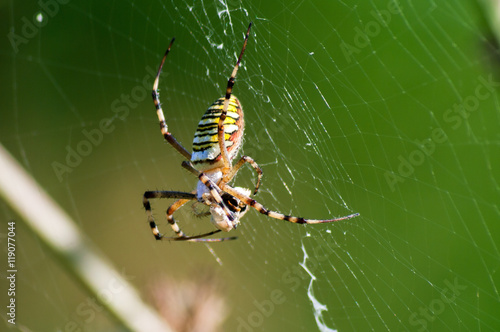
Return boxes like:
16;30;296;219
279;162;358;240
217;22;253;172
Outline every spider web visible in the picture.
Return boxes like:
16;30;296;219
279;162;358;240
1;0;500;331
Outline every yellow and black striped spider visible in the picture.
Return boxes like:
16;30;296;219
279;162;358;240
143;23;359;242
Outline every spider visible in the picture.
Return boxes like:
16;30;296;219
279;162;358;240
143;22;359;242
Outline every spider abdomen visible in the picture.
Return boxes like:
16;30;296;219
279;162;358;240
191;96;244;171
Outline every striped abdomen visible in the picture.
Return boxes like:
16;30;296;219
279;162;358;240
191;96;244;171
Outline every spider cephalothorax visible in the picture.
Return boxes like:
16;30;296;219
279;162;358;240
142;23;359;242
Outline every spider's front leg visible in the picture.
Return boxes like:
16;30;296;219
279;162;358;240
183;161;249;233
143;190;234;242
220;184;360;225
143;191;196;240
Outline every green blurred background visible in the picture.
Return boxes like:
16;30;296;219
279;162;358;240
1;0;500;331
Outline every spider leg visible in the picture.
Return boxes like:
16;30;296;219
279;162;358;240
165;197;192;238
220;183;360;224
162;230;237;242
153;38;192;160
223;155;262;195
143;190;236;242
165;196;236;241
143;190;196;240
181;161;235;221
218;22;252;173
